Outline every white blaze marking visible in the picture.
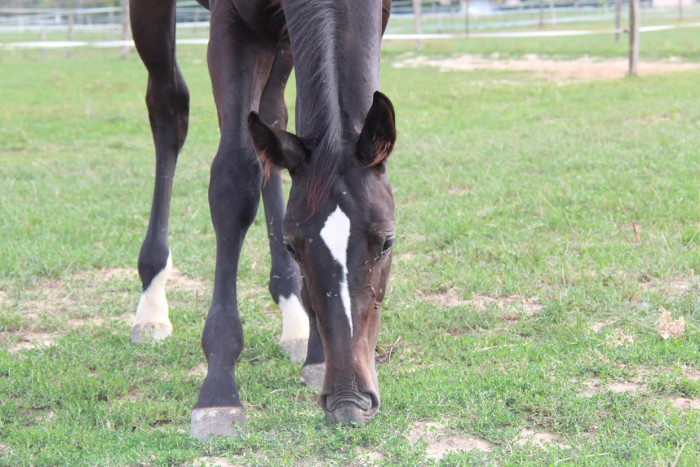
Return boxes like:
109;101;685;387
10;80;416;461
320;205;353;336
134;250;173;331
279;293;310;342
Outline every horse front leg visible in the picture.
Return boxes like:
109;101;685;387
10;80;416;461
189;3;276;439
130;0;189;342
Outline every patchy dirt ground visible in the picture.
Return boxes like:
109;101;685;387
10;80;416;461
423;289;544;333
641;273;699;297
0;267;207;353
424;288;543;315
193;457;237;467
408;421;492;460
581;376;646;396
580;366;699;411
394;53;700;81
3;269;697;460
515;428;570;450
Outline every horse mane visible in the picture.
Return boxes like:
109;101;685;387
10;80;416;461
284;0;344;215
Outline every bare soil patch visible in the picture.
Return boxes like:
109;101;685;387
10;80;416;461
515;428;570;449
681;366;700;381
425;288;543;316
581;376;647;396
394;53;700;82
606;381;646;394
6;331;54;354
670;397;700;411
356;448;385;464
188;363;208;378
408;421;492;460
1;266;207;353
193;457;237;467
165;269;209;294
641;273;698;297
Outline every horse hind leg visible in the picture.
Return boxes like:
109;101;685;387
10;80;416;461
258;45;310;362
130;0;189;342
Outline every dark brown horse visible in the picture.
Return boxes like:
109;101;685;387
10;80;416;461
129;0;396;438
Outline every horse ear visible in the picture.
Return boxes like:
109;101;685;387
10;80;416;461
247;112;306;176
357;91;396;168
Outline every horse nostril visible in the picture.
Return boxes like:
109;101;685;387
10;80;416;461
366;391;379;411
322;390;380;425
322;390;378;414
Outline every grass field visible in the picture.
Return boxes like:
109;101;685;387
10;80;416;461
1;27;699;466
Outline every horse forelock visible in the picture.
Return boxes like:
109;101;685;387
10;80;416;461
306;132;344;215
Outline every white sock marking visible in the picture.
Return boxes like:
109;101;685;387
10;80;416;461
134;250;173;331
279;293;309;342
320;205;353;336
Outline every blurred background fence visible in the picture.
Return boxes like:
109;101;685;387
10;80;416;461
1;0;699;48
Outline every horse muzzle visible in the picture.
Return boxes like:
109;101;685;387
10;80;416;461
321;388;379;425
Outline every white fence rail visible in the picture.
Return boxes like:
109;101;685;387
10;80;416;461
1;1;699;52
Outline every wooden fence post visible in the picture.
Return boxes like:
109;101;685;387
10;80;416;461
548;0;556;26
464;0;471;36
629;0;639;76
65;9;75;59
413;0;422;50
615;0;622;43
40;22;47;61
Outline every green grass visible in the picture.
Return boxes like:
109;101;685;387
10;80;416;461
382;24;700;60
1;31;699;466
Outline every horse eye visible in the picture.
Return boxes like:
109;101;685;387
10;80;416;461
380;235;395;257
283;239;298;261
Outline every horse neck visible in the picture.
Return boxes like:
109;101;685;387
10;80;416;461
284;0;383;141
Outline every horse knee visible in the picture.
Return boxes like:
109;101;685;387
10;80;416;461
209;152;263;229
145;72;190;151
146;68;190;116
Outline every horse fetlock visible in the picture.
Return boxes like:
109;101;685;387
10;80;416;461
267;261;302;303
137;245;172;290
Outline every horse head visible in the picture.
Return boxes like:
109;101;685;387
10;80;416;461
248;91;396;425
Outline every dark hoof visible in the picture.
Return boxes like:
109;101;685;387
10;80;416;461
190;406;246;440
302;363;325;389
131;322;172;343
280;339;308;362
